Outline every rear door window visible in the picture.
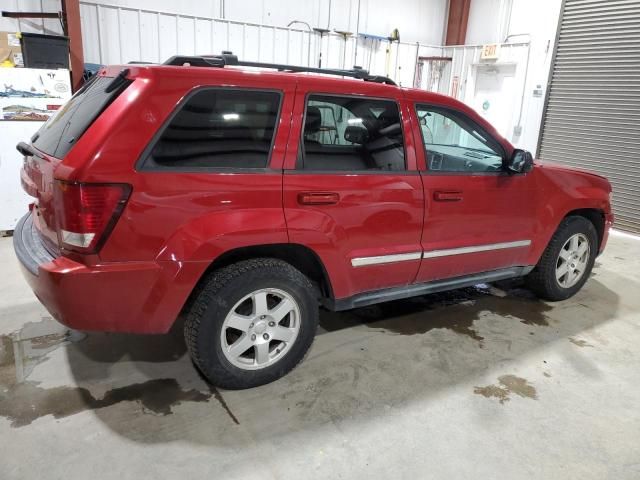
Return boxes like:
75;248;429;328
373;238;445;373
299;95;406;171
142;88;282;170
33;75;130;158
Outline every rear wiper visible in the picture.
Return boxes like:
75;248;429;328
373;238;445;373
16;141;35;157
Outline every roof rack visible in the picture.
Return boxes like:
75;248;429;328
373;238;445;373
162;51;397;86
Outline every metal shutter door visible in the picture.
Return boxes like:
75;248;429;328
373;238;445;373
538;0;640;234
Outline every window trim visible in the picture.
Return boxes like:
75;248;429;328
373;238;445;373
294;92;409;174
414;103;509;176
136;86;284;173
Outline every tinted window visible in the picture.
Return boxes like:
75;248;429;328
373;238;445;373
416;105;503;173
146;89;281;169
299;95;405;171
33;75;129;158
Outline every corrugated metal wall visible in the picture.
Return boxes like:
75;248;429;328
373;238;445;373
538;0;640;234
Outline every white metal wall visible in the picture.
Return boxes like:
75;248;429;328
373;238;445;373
75;0;448;45
78;1;444;87
414;42;530;143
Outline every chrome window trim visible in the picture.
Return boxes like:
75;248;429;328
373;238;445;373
351;252;422;267
350;240;531;267
422;240;532;259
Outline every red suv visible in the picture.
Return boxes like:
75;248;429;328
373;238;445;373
14;53;613;389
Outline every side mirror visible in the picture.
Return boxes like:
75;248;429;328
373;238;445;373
507;149;534;174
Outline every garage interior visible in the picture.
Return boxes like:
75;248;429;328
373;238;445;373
1;0;639;478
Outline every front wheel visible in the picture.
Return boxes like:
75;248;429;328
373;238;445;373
184;258;318;389
526;216;598;301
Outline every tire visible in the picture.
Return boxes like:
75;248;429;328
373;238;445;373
184;258;318;389
526;216;598;301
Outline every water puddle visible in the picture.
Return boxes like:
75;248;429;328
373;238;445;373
0;318;236;428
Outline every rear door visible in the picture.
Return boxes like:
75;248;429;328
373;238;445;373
282;80;424;300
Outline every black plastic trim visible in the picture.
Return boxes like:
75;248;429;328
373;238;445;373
163;54;397;85
13;213;55;276
104;68;130;93
325;266;534;311
284;169;420;176
16;141;35;157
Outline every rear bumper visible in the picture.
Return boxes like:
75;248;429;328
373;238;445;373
13;213;199;333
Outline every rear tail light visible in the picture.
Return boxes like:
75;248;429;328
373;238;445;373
53;180;131;254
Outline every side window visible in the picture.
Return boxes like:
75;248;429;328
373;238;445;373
145;89;281;169
299;94;406;171
416;105;504;173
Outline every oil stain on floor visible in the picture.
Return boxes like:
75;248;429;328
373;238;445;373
1;378;214;428
474;375;538;404
0;318;238;428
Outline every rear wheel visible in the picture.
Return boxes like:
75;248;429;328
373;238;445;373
184;258;318;389
526;216;598;301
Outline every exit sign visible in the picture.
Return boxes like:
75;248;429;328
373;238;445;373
481;44;500;59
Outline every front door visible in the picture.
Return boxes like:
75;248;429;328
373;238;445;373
412;103;537;283
283;83;424;300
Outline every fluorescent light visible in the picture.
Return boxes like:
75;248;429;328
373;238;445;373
222;113;240;121
347;118;363;125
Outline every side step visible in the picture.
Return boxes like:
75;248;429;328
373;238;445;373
327;266;534;311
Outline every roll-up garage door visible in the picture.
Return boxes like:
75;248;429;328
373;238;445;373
538;0;640;234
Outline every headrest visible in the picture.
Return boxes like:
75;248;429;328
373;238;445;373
344;125;369;145
376;107;400;129
305;106;322;134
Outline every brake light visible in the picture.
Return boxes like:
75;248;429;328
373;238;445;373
53;180;131;253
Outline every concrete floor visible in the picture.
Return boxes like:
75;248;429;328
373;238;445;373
1;233;640;479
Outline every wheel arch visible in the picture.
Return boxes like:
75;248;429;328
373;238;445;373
563;208;605;251
196;243;334;300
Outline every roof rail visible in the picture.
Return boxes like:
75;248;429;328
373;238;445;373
163;51;397;86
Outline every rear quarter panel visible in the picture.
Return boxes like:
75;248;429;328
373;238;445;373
63;67;297;264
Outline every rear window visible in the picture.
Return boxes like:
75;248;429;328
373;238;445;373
32;75;130;158
141;88;282;170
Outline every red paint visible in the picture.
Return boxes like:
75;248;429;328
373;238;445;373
15;65;613;333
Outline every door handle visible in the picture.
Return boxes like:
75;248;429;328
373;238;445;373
433;190;463;202
298;192;340;205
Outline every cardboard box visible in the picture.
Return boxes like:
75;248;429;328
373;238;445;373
0;32;24;67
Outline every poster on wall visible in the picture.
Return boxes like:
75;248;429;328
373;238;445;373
0;68;71;231
0;68;71;120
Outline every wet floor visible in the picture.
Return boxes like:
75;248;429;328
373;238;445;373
1;233;640;479
0;279;552;428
